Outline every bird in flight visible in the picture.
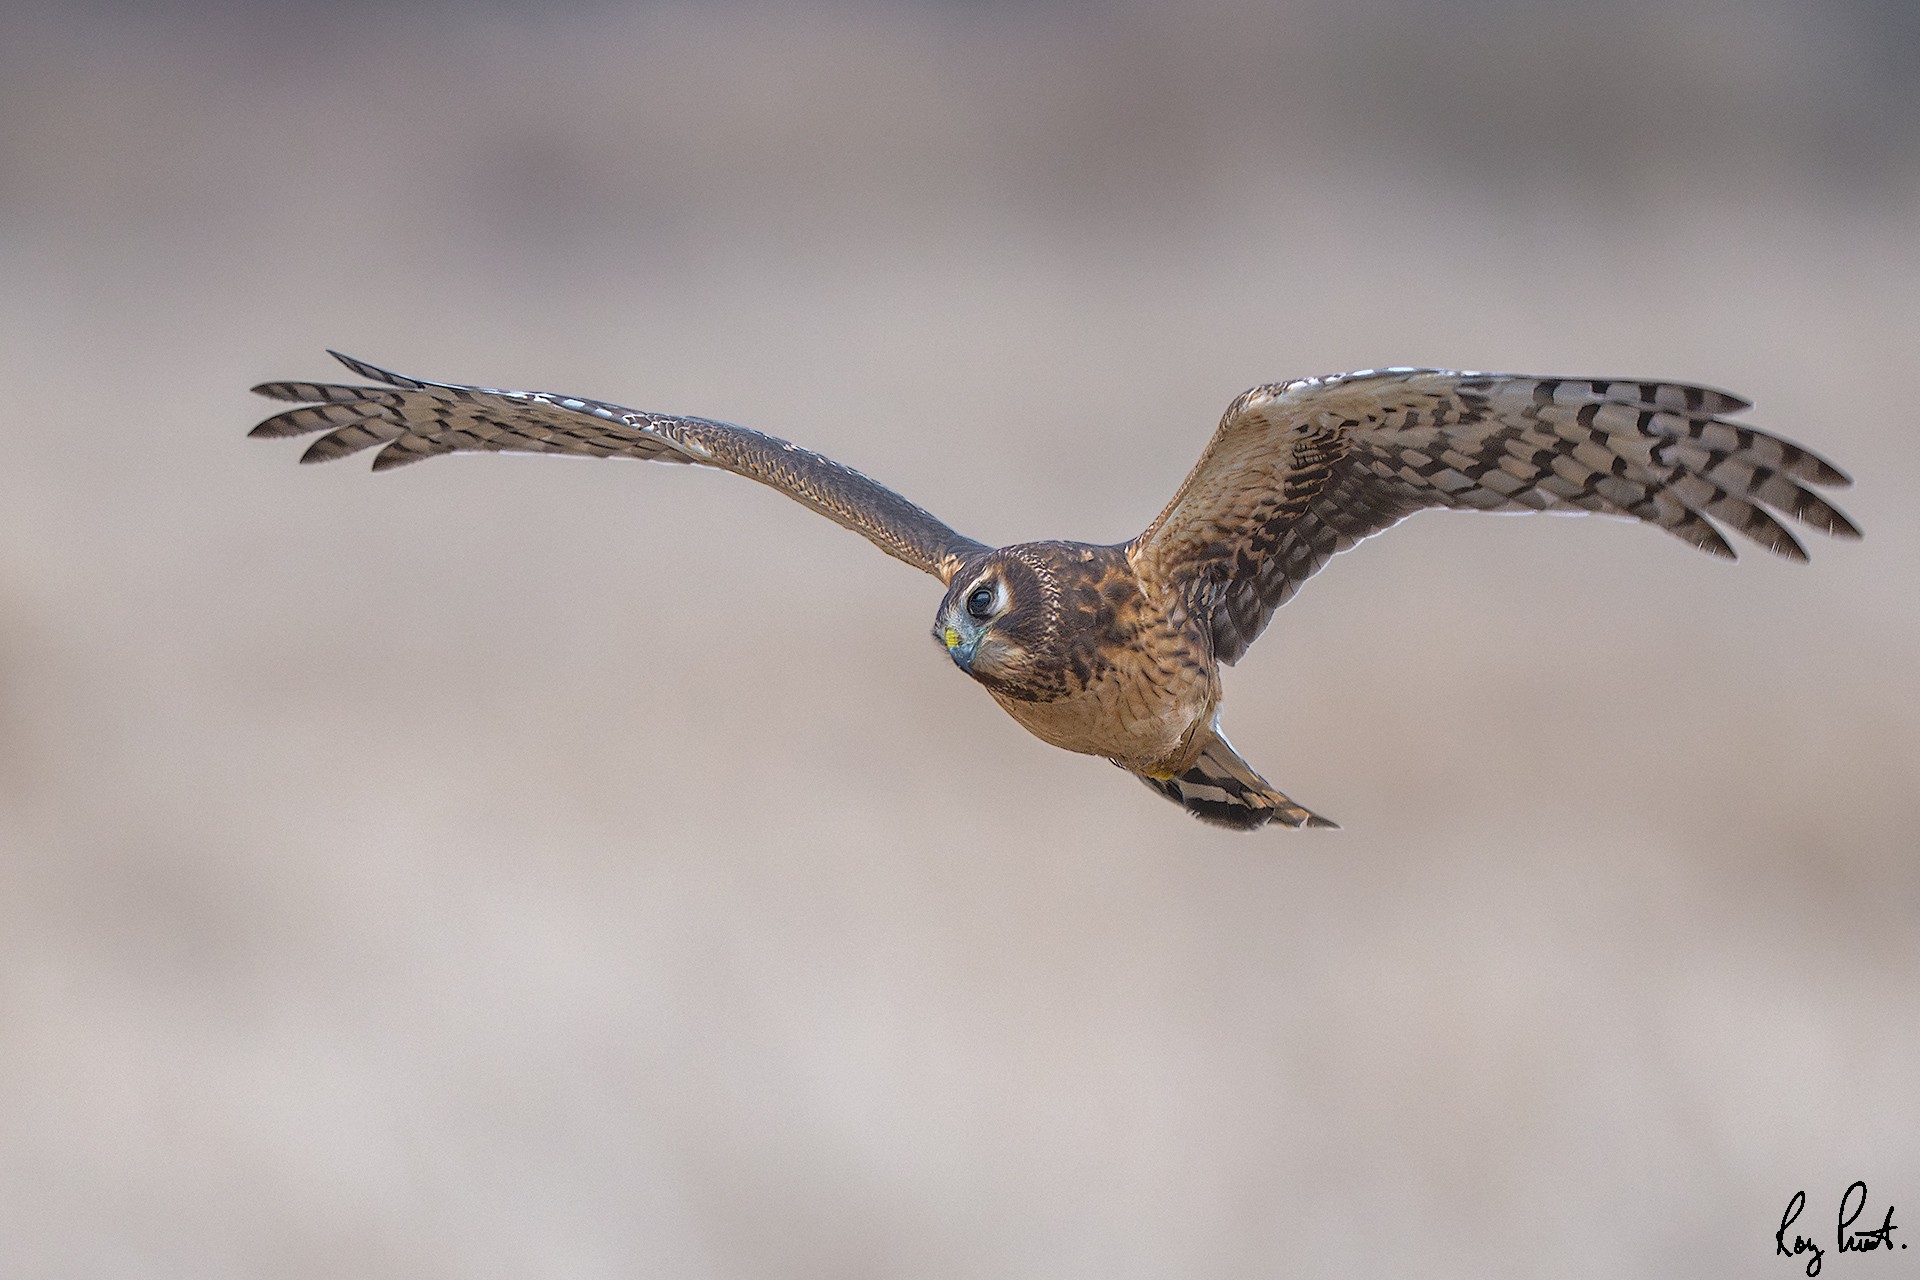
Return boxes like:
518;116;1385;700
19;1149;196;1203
252;352;1858;829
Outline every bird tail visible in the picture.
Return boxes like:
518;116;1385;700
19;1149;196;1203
1132;723;1337;830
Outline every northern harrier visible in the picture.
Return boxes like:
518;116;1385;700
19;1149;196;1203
252;353;1858;829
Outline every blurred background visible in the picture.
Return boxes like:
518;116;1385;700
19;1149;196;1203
1;0;1916;1275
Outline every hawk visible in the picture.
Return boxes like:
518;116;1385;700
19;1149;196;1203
252;353;1859;829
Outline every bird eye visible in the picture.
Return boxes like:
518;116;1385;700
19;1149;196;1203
966;586;995;619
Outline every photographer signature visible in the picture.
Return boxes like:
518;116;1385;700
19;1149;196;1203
1777;1182;1904;1276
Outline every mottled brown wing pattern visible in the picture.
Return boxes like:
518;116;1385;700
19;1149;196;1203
1130;369;1859;666
252;352;987;582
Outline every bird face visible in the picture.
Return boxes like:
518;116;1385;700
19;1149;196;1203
933;552;1058;699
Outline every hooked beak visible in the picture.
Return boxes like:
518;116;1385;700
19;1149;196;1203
943;625;976;672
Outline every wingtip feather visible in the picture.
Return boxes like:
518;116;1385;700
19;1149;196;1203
327;350;425;388
251;380;323;403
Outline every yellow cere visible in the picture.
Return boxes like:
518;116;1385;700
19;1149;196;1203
943;627;962;650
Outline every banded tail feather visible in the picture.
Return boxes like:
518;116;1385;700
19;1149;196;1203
1132;722;1336;830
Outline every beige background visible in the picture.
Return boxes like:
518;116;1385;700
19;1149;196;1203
1;2;1916;1275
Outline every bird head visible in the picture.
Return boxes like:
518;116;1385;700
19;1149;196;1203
932;548;1062;699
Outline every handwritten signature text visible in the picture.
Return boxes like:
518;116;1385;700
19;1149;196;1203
1777;1182;1904;1276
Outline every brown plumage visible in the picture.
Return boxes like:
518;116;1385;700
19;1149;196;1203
252;355;1859;830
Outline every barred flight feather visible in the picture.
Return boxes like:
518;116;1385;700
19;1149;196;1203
250;352;985;581
1129;369;1858;666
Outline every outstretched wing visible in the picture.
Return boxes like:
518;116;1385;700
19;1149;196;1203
1128;369;1860;665
251;352;987;582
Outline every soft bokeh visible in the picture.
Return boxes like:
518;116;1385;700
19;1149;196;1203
2;2;1916;1275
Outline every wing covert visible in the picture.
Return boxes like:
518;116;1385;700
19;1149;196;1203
252;352;987;582
1128;369;1859;665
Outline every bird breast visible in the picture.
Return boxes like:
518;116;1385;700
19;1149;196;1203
987;556;1218;775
